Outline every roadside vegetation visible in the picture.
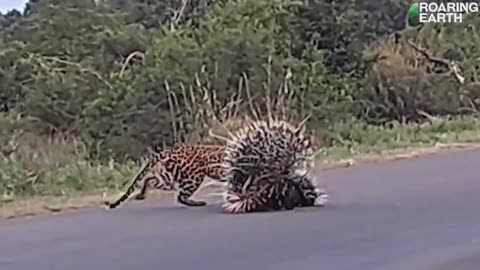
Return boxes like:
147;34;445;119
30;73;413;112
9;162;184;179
1;0;479;216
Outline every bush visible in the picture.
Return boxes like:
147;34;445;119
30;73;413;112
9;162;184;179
83;0;358;160
358;13;480;124
0;0;478;164
0;115;135;202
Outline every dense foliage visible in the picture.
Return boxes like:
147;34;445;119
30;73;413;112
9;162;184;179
0;0;479;162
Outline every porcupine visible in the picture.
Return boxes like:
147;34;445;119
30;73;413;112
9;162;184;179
218;118;328;214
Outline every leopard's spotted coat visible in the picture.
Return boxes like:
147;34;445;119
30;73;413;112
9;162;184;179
104;144;225;209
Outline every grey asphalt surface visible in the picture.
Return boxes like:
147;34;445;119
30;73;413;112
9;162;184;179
1;148;480;270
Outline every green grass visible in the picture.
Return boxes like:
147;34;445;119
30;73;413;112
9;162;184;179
1;115;480;218
315;116;480;165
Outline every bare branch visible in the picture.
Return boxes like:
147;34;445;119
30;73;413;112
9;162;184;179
41;56;112;88
174;0;189;25
407;39;465;85
265;55;273;120
242;72;260;121
170;0;189;31
119;51;145;78
164;80;178;143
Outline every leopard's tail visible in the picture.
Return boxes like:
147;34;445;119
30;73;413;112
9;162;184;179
103;159;152;209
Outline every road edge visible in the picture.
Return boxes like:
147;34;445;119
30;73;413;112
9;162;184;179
2;141;480;221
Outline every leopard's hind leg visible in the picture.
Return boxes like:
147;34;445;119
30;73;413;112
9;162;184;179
133;176;154;200
176;177;207;207
134;173;174;200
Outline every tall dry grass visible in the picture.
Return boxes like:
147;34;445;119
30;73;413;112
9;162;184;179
0;122;136;203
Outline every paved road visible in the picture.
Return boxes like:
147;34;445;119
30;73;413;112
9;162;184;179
1;148;480;270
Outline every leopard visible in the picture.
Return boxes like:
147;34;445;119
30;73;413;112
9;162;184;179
103;144;226;209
